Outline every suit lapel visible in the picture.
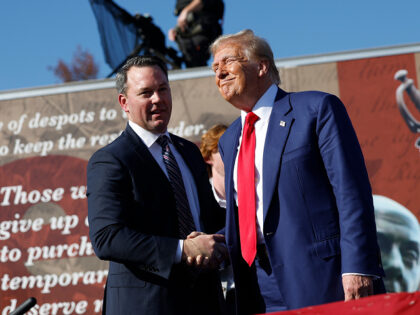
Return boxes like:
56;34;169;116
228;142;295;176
171;136;195;176
171;135;205;195
263;89;294;224
224;119;242;209
124;124;171;190
220;119;241;246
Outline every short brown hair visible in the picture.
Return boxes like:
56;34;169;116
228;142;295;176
115;55;168;95
200;124;228;177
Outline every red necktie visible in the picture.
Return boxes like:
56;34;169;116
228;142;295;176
237;111;259;266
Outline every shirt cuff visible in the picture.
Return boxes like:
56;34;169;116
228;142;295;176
342;273;380;279
175;239;184;263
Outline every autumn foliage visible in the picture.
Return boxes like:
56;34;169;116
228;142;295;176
49;46;99;82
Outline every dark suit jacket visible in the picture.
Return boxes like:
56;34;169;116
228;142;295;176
219;88;385;314
87;124;225;314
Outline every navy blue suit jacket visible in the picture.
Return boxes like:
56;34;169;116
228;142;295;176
219;88;385;313
87;124;225;314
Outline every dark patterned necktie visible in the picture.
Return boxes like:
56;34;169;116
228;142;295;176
157;135;196;238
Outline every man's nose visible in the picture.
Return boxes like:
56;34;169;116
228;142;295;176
383;245;405;291
384;244;406;278
387;244;405;269
151;91;162;103
216;64;227;79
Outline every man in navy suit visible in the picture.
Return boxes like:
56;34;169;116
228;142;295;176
87;55;227;314
209;30;385;314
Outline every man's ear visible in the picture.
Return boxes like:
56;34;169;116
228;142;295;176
204;155;214;166
119;94;129;113
258;59;269;77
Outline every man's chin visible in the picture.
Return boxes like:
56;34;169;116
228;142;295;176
221;93;242;108
219;86;234;100
150;121;168;134
384;280;402;293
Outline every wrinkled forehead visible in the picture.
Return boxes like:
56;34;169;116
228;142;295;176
213;42;247;59
376;209;420;240
129;65;168;82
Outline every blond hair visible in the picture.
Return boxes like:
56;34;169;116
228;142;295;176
210;29;280;85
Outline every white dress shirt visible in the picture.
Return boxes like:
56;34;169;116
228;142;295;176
233;84;278;243
129;121;201;261
210;177;226;209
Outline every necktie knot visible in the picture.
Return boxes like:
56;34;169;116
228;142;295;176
156;135;169;149
245;112;259;126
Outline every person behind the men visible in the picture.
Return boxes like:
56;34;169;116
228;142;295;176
210;29;386;314
87;55;228;315
373;194;420;293
200;124;235;312
168;0;224;67
200;124;228;206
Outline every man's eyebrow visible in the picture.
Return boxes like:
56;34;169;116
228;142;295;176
402;240;420;250
137;83;168;93
212;55;235;66
135;87;152;95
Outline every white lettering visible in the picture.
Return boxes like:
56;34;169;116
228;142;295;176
0;185;64;207
0;270;108;293
24;236;94;266
0;213;45;240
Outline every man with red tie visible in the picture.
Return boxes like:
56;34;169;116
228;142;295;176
210;30;386;314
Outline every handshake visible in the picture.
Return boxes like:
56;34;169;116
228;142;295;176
182;232;228;269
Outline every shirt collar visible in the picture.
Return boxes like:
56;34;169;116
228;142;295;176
240;84;278;125
209;178;226;208
128;120;170;148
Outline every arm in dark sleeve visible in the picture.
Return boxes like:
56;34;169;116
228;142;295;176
87;149;179;280
316;94;383;277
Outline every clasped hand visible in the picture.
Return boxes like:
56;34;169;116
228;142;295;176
342;275;374;301
182;232;228;269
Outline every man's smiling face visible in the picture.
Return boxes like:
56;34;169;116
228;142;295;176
118;65;172;134
212;43;260;111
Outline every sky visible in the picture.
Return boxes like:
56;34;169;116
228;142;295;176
1;0;419;92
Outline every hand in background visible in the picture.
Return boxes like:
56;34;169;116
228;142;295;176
177;9;189;31
168;28;177;41
342;275;374;301
182;232;228;269
177;0;203;31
